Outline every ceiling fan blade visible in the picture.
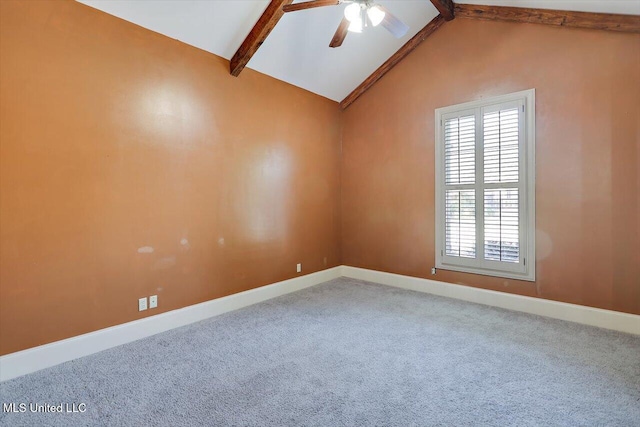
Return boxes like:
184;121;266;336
283;0;340;13
378;5;409;38
329;16;350;48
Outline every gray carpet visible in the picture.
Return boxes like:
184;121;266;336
1;278;639;426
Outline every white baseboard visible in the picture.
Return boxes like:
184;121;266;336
3;265;638;382
341;266;640;336
0;267;342;382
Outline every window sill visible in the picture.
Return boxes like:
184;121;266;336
435;261;535;282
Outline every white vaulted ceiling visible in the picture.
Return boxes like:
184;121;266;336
78;1;640;102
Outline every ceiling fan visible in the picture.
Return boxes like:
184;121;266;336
283;0;409;48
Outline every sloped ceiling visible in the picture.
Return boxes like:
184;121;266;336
78;1;640;102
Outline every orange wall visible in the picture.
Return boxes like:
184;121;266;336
0;0;342;355
341;18;640;315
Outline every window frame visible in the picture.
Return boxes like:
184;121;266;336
435;89;536;281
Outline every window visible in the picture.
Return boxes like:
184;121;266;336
435;89;535;281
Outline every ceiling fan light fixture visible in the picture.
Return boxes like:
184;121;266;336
348;17;363;33
344;3;361;22
367;5;385;27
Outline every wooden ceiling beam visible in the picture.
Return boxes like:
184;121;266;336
430;0;455;21
230;0;293;77
340;14;446;109
454;4;640;33
283;0;339;13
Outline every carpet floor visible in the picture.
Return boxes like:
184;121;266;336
1;278;639;426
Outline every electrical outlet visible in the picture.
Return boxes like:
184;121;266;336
296;263;302;273
138;297;148;311
431;267;436;275
149;295;158;309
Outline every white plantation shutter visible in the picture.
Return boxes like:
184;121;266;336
443;114;476;259
484;108;519;184
445;189;475;258
484;188;519;262
435;90;535;281
445;115;475;185
482;105;521;264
